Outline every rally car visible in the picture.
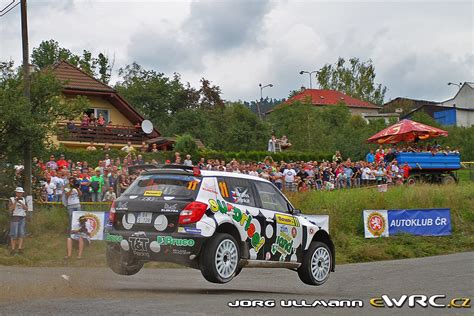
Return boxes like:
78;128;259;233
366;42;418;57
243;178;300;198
105;165;335;285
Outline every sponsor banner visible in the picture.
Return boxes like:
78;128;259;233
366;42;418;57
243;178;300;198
364;209;451;238
71;211;108;240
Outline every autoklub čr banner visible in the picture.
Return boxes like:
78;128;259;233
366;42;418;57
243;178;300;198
363;208;451;238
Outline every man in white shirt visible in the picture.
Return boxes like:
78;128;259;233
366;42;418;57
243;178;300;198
9;187;29;255
283;164;297;192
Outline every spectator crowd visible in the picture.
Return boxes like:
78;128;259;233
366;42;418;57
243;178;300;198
28;142;461;200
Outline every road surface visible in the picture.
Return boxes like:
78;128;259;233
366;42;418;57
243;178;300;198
0;252;472;315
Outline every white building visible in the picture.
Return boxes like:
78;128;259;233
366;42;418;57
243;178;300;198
438;82;474;127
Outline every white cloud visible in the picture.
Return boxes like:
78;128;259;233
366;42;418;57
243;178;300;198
1;0;472;103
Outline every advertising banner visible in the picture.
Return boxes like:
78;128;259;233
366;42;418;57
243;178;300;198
363;208;451;238
70;211;108;240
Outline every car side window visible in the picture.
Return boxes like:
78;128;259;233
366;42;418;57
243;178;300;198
218;177;256;207
254;181;292;213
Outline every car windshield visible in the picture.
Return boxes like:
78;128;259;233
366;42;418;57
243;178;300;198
123;174;201;198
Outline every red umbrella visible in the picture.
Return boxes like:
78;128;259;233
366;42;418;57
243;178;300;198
367;119;448;144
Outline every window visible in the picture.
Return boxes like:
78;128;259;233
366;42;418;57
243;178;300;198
95;109;110;123
123;174;201;198
218;177;256;207
254;181;292;213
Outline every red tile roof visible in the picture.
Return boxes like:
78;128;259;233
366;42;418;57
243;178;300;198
52;61;114;92
285;89;380;109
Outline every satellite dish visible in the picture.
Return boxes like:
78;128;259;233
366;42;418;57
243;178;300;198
141;120;153;134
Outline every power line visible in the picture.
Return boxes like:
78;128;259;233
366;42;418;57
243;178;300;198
0;0;19;16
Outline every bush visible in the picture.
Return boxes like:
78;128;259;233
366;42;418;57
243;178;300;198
174;134;199;161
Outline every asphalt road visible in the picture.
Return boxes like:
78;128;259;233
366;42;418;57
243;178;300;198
0;252;472;316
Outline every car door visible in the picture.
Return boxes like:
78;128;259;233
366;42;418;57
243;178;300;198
253;181;303;263
217;177;266;260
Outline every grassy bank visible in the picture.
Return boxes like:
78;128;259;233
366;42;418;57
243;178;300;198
0;183;473;267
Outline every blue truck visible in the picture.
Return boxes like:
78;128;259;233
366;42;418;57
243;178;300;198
396;152;461;184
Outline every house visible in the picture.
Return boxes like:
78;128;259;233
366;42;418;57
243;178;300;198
268;89;381;116
390;83;474;127
50;61;165;149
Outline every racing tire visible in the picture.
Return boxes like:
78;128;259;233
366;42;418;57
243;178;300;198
106;244;144;276
200;233;240;284
441;175;455;185
297;241;332;286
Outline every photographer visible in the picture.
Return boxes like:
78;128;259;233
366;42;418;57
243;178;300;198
64;177;82;225
64;215;91;260
8;187;29;255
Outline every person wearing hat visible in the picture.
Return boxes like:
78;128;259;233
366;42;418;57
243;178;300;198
8;187;29;255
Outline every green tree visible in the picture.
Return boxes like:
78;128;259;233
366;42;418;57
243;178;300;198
316;57;387;105
174;133;199;161
31;39;112;83
0;61;88;162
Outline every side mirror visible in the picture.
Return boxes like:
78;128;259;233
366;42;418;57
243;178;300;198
292;209;301;215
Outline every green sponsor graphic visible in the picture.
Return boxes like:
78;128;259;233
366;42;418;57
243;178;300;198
105;233;123;243
271;232;293;260
157;236;195;247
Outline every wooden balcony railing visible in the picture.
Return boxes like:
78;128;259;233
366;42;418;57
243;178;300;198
56;122;150;144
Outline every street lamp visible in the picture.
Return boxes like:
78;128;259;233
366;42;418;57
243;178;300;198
447;82;462;89
299;70;317;89
257;83;273;120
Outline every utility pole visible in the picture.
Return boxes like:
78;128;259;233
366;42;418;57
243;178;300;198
21;0;32;196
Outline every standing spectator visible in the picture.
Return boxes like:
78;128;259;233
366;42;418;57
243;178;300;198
56;154;69;170
80;113;90;127
64;177;82;224
8;187;29;255
89;169;104;202
44;177;56;202
97;113;106;126
268;135;277;153
46;154;58;171
343;164;354;188
136;154;145;165
102;143;112;152
140;141;148;152
365;150;375;163
184;155;193;166
65;215;90;260
150;143;159;152
86;141;97;151
272;168;284;191
197;157;206;169
103;186;117;202
121;141;135;153
283;164;297;192
332;151;343;164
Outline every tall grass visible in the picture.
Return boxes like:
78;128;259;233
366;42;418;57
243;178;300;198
0;183;472;266
288;183;474;263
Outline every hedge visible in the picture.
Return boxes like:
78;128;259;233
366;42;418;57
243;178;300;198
42;148;333;166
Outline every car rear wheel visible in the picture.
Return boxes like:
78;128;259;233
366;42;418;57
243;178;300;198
298;241;331;286
106;244;144;276
200;233;240;284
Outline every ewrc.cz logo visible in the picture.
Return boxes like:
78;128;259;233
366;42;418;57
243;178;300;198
370;295;471;308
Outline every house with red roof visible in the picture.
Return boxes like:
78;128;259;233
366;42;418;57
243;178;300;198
268;88;382;117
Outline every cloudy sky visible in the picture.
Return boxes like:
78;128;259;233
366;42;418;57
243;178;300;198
1;0;472;103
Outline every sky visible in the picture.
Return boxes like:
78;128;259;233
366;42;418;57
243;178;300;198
1;0;472;104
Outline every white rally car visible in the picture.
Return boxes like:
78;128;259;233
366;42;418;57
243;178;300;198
105;165;335;285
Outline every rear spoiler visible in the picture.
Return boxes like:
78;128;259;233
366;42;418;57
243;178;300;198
142;164;202;177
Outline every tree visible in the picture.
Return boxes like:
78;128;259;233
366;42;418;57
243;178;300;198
0;61;88;162
174;133;199;161
316;57;387;105
31;39;112;83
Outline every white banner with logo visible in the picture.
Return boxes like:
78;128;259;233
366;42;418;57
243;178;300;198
363;210;389;238
71;211;108;240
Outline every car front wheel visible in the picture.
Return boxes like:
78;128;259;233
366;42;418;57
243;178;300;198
200;233;240;284
106;244;144;276
297;241;332;286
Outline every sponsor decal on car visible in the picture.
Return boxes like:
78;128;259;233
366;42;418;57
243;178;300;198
231;187;251;204
105;233;123;243
275;214;300;227
271;226;294;260
209;199;265;253
144;190;163;197
115;201;128;210
178;227;202;235
172;249;192;255
161;203;179;213
129;232;150;257
157;236;195;247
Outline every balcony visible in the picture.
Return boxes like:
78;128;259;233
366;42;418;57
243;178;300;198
56;122;151;145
